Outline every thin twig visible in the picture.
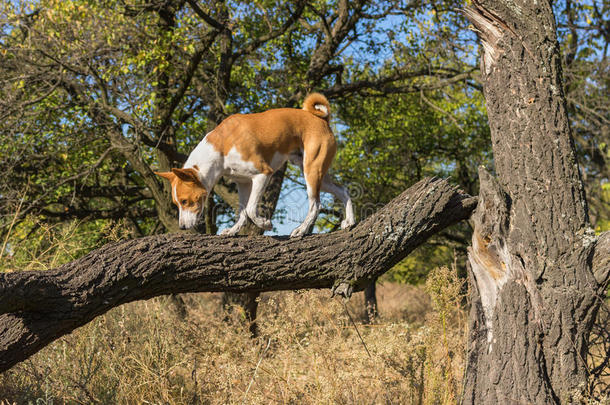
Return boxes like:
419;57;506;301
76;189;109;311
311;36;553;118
342;299;372;358
242;338;272;404
420;89;464;133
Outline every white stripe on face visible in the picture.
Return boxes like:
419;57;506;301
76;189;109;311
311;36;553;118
172;183;178;205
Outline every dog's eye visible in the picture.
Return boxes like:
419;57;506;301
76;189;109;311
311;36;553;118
181;199;188;206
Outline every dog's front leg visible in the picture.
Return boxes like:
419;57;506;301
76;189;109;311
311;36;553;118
220;181;252;236
245;174;273;231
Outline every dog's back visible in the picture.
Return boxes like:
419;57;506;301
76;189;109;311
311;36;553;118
206;94;334;166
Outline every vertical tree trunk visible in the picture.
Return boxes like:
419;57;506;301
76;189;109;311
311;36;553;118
363;279;378;323
463;1;606;403
221;291;261;336
221;164;286;336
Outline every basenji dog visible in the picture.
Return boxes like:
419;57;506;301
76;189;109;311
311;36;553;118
155;93;355;237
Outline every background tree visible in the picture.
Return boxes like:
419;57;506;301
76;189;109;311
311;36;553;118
0;0;472;238
463;0;609;401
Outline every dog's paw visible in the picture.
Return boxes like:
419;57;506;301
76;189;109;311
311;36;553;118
252;217;272;231
290;226;307;238
341;218;356;230
219;227;238;236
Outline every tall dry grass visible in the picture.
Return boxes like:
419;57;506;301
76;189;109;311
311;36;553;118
0;271;468;404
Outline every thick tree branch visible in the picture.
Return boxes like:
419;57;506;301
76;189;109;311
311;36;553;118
0;177;475;372
324;69;476;98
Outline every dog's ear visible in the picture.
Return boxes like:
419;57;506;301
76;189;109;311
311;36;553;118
155;171;175;181
171;168;202;186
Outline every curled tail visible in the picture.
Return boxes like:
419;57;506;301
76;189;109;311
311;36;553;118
302;92;330;121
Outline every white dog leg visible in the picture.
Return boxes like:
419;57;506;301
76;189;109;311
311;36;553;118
245;173;273;231
290;186;321;237
220;181;252;235
321;175;355;229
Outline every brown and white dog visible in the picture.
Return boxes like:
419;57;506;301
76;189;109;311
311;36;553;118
155;93;355;237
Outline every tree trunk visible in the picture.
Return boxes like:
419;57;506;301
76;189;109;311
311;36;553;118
221;291;260;335
363;279;378;323
463;1;610;403
221;163;286;336
0;177;475;373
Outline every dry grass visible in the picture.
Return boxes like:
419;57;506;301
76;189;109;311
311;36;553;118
0;270;468;404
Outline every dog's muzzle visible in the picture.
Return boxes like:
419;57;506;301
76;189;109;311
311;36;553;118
178;208;200;229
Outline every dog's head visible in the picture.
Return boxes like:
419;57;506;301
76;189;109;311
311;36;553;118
155;167;207;229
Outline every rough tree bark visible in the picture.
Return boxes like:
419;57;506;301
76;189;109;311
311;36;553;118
0;177;476;373
463;1;610;403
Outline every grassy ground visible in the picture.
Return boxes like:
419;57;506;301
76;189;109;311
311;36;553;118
0;268;468;404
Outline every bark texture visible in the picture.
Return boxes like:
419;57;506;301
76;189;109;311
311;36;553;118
464;1;610;403
0;177;476;373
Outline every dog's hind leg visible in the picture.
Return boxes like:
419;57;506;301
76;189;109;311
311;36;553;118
320;175;355;230
290;143;331;237
290;181;321;237
220;181;252;236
